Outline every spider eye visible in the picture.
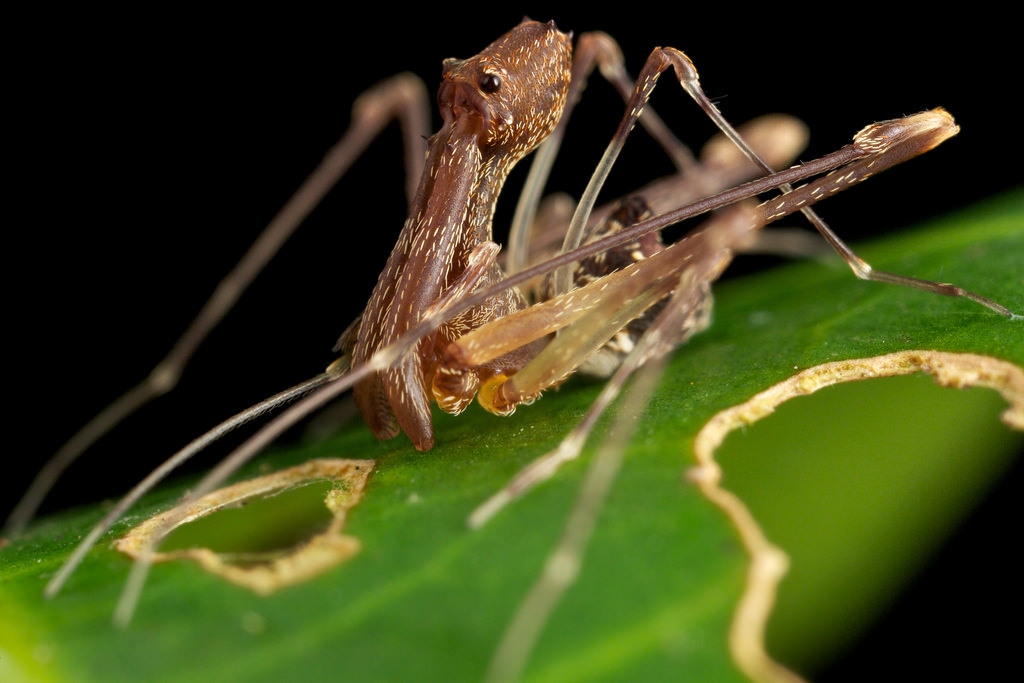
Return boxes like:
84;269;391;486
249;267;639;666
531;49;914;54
479;72;502;94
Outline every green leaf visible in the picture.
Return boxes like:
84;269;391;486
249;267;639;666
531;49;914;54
2;191;1022;682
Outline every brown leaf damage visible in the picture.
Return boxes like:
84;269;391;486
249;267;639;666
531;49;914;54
115;459;374;594
688;351;1024;683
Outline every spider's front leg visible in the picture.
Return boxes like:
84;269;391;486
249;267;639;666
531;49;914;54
456;108;977;526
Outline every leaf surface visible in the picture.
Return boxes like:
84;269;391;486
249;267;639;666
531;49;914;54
2;191;1021;682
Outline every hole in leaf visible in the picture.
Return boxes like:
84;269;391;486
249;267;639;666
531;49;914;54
719;373;1023;673
161;480;336;559
117;459;375;593
689;351;1024;682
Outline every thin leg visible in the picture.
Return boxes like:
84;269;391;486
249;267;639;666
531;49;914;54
553;46;1016;320
43;372;334;600
468;206;753;527
5;75;431;537
666;56;1019;317
483;247;710;683
507;31;698;279
517;114;810;279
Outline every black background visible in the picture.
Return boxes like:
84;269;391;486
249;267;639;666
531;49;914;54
8;6;1022;680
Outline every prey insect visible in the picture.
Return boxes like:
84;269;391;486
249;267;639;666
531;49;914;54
10;18;1018;679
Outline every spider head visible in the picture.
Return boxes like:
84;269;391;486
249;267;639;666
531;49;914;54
438;20;572;158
